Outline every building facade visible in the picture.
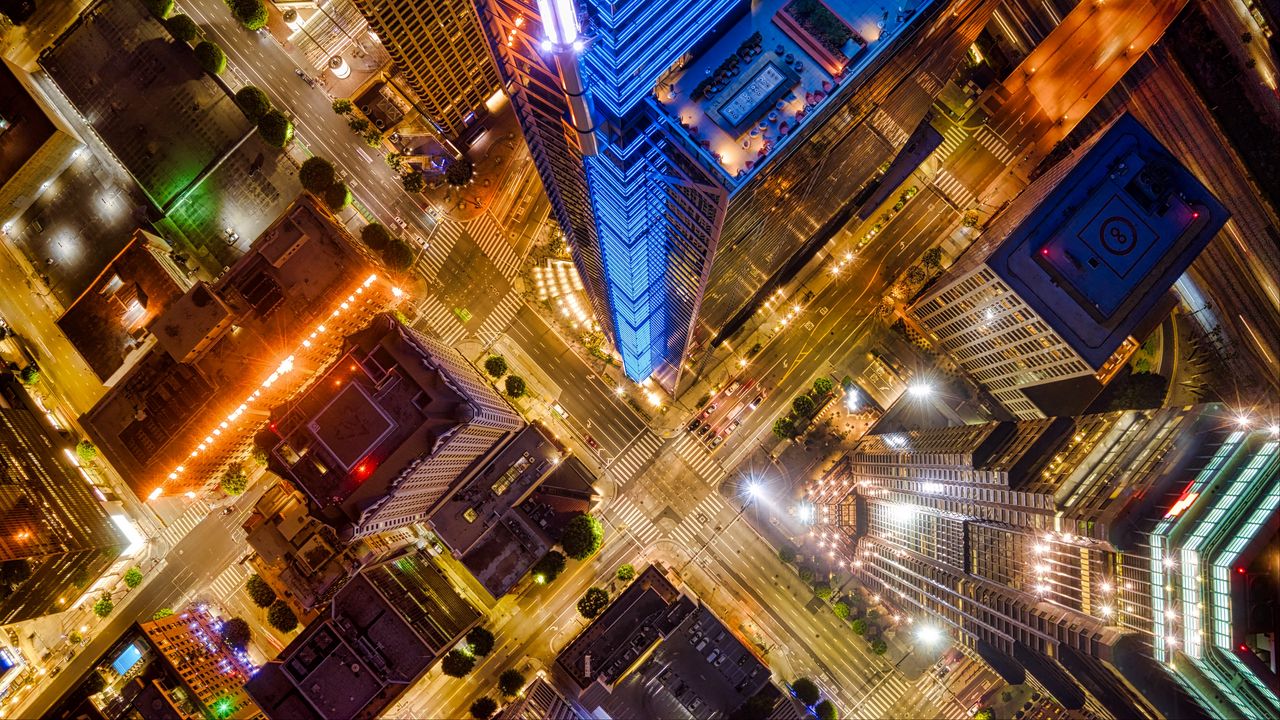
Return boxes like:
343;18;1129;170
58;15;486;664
139;607;261;719
0;405;125;624
261;313;523;540
908;114;1227;419
352;0;501;138
810;404;1279;720
473;0;995;387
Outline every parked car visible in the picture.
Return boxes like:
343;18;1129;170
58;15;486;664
725;380;742;396
710;435;724;448
748;393;765;410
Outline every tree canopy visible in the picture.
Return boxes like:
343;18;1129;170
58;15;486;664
299;156;337;194
812;377;834;396
441;649;476;677
246;574;277;608
164;14;201;44
561;514;603;559
143;0;174;18
18;365;39;385
469;697;498;719
815;699;838;720
616;564;636;582
361;222;393;251
531;551;566;584
194;41;226;75
498;668;526;696
577;587;609;618
401;172;426;193
76;440;98;462
123;567;144;589
227;0;268;30
445;158;474;186
466;626;495;657
791;678;820;706
266;601;298;632
220;617;251;651
220;466;248;496
331;98;353;115
258;110;294;148
504;375;527;398
234;86;272;122
851;618;867;635
772;416;797;439
323;181;351;213
778;545;797;564
484;355;508;377
792;394;816;417
92;594;113;618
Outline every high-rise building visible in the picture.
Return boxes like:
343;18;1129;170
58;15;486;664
0;404;126;625
472;0;995;387
907;114;1227;419
352;0;501;139
245;548;481;720
811;404;1280;720
138;607;261;719
259;313;523;541
496;675;584;719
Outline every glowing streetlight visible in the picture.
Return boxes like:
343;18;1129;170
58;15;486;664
906;382;933;399
915;625;943;646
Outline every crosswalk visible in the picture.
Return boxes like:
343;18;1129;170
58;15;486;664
913;68;944;97
609;495;661;546
416;217;461;279
415;294;469;345
869;108;909;148
607;431;664;486
672;434;727;485
931;168;975;209
476;290;524;341
975;125;1017;164
859;672;912;719
207;563;249;602
156;501;210;550
469;214;522;279
936;125;968;162
669;493;728;547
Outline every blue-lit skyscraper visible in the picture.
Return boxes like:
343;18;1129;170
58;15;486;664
473;0;996;387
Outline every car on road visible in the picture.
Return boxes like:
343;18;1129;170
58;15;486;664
707;402;718;413
709;435;724;449
726;420;742;434
551;403;569;419
725;380;742;395
687;419;701;432
697;423;712;436
585;435;600;450
748;393;765;410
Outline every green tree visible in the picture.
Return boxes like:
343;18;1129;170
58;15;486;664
234;86;272;122
815;699;838;720
381;239;415;272
498;668;526;697
504;375;527;398
973;708;993;720
165;14;202;44
76;440;98;463
921;246;943;270
227;0;268;30
123;567;144;589
246;574;277;608
798;565;814;583
616;564;636;582
772;416;796;439
401;171;426;193
441;649;476;677
92;594;113;618
445;158;474;186
323;182;352;213
220;617;251;651
220;466;248;496
331;98;353;115
560;514;603;559
347;116;370;133
791;677;820;706
483;355;508;377
251;446;268;466
813;581;832;600
870;639;888;655
812;377;834;396
778;545;797;564
18;365;39;385
731;689;778;720
143;0;175;19
832;601;850;619
363;129;384;148
792;395;816;417
361;222;393;251
152;607;174;619
69;631;83;644
469;697;498;720
299;156;337;194
465;626;495;656
851;618;867;635
194;41;227;75
1105;371;1169;411
82;671;107;695
266;601;298;633
577;587;609;618
258;110;294;148
531;551;566;584
906;265;926;285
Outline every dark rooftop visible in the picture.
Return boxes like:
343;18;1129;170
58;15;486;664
0;58;55;188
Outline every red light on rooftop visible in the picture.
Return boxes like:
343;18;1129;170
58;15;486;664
354;457;376;480
1040;247;1050;256
1239;643;1249;652
1237;566;1246;574
1192;212;1199;219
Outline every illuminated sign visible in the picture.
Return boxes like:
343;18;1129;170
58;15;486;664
1165;490;1199;518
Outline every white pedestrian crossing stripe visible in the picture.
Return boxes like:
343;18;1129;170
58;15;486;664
607;431;664;486
861;673;911;719
673;434;727;485
469;215;522;279
937;125;968;162
975;126;1016;164
609;495;661;546
417;218;461;279
932;168;975;209
476;291;524;341
870;108;909;148
207;564;248;602
157;501;209;550
416;294;468;345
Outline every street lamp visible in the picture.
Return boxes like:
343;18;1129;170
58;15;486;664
680;481;766;571
906;381;933;399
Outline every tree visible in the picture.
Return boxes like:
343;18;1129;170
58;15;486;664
791;677;820;706
778;545;797;564
445;158;474;186
299;156;337;194
577;587;609;618
531;551;566;584
815;699;838;720
441;649;475;677
362;129;384;148
466;626;495;657
1105;372;1168;411
323;181;352;213
851;618;867;635
812;377;834;397
194;41;227;75
731;689;778;720
498;668;526;697
76;440;98;463
246;574;277;608
469;697;498;719
266;601;298;633
798;565;814;583
220;617;251;651
331;98;353;115
792;394;816;417
832;601;850;619
152;607;174;620
69;631;83;644
906;265;926;285
560;513;603;559
143;0;174;18
361;222;393;251
92;594;113;618
401;171;426;193
82;671;107;695
973;709;993;720
381;240;415;272
870;639;888;655
347;116;370;133
616;564;636;582
123;567;144;589
813;581;832;600
18;365;39;385
483;355;508;377
504;375;527;398
921;246;943;270
220;466;248;496
227;0;268;30
165;14;201;44
234;86;272;122
258;110;294;148
772;416;796;439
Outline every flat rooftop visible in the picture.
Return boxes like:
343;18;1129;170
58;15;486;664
652;0;927;185
0;59;55;187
